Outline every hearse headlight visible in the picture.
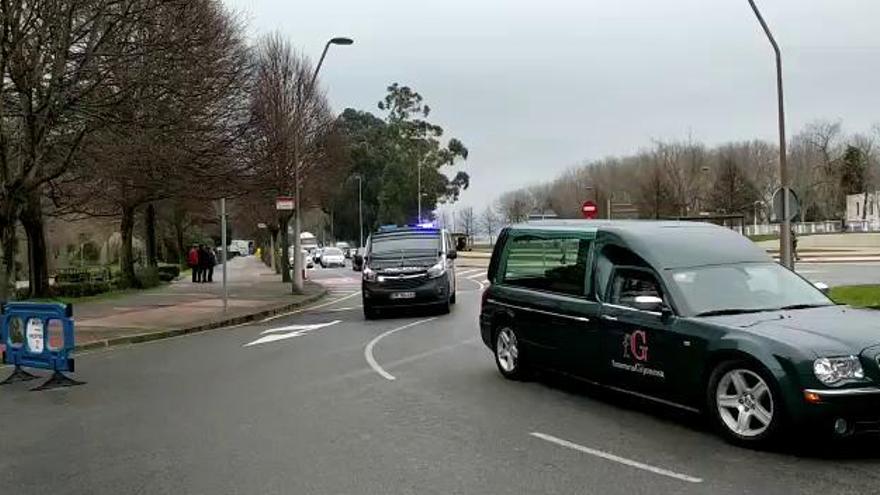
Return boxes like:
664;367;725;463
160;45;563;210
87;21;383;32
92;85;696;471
813;356;864;386
427;260;446;279
363;266;378;283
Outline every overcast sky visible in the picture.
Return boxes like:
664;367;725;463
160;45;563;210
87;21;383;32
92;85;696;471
225;0;880;214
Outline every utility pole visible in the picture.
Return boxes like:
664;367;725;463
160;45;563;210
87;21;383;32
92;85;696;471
220;198;228;313
747;0;792;269
417;159;422;223
356;175;364;248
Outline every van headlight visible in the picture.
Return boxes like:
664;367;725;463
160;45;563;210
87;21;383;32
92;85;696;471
427;260;446;279
813;356;864;386
363;266;378;282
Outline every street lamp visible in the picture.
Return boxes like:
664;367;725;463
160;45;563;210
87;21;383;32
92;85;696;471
290;35;353;293
353;174;364;248
746;0;792;268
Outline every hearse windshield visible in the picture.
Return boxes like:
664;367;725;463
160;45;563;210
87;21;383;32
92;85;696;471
671;262;833;316
371;234;441;256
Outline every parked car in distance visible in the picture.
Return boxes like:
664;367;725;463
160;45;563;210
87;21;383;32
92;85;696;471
480;220;869;447
362;225;457;319
321;247;346;268
336;242;352;258
352;248;365;271
288;248;314;269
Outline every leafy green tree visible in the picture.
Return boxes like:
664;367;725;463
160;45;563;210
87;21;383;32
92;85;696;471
376;83;469;225
839;145;867;196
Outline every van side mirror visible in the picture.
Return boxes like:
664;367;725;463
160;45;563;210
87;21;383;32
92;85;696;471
633;295;664;313
814;281;830;295
447;251;457;260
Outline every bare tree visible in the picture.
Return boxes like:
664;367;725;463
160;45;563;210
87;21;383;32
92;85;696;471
459;207;476;245
249;33;333;288
480;206;500;245
56;0;252;287
497;189;534;223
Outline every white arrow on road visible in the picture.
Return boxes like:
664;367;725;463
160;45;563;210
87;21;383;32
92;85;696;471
244;320;340;347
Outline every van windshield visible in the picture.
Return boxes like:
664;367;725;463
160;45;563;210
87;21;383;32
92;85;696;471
371;235;440;256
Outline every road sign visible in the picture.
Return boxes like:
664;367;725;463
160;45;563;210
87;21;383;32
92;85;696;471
581;200;598;219
770;187;800;223
275;196;294;211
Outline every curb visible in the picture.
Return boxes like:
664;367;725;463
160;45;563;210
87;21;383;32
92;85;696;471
74;289;328;351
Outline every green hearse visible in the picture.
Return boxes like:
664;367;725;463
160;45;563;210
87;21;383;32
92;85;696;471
480;220;880;445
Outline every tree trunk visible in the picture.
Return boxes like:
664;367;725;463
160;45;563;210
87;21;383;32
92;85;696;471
279;213;291;282
145;203;158;267
21;193;50;298
119;205;139;288
0;210;17;301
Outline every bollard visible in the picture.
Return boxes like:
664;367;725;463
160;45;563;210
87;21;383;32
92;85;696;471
1;302;84;391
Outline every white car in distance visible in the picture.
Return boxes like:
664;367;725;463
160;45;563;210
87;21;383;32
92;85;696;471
320;247;346;268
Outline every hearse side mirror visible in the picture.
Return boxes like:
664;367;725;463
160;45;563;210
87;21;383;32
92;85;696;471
447;251;458;260
633;295;664;313
814;281;830;295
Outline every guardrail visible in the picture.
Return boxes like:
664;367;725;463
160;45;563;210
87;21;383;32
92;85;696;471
1;302;84;391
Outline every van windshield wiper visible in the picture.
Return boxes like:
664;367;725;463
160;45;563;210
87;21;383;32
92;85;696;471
695;308;773;317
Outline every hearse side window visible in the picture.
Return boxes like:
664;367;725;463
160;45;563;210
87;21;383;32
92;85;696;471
502;235;590;296
608;268;663;309
593;245;649;301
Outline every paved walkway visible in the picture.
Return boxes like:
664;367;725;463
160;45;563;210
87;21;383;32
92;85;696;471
70;256;325;348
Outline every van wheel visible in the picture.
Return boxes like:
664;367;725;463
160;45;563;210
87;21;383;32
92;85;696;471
707;360;784;446
494;326;529;380
450;292;457;305
437;299;451;314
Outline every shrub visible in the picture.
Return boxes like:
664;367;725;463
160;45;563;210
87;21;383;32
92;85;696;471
135;267;161;289
156;264;180;282
51;282;113;299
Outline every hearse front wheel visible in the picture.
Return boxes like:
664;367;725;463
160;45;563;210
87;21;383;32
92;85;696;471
707;360;784;446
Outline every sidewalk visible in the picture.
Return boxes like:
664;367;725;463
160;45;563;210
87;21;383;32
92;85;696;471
70;256;326;350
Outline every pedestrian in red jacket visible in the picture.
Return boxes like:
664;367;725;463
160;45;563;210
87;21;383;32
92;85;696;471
187;245;201;283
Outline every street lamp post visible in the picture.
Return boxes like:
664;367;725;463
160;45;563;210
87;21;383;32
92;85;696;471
291;36;353;293
747;0;792;269
354;174;364;248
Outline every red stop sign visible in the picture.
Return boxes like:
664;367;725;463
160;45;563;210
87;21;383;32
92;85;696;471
581;200;598;219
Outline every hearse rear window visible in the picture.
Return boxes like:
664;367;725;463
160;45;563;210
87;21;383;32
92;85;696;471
501;235;590;296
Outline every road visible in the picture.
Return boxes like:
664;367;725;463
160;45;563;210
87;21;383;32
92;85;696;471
2;262;880;494
796;262;880;287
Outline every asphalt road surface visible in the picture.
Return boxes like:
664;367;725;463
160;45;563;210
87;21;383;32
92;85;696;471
2;263;880;495
796;262;880;287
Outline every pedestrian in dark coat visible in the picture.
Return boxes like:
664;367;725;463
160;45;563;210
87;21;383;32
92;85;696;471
197;244;209;283
205;246;217;282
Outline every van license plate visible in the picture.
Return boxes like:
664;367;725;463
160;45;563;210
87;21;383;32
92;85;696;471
390;292;416;300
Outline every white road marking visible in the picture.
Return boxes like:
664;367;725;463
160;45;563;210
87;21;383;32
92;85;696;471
260;291;360;323
530;432;703;484
457;269;481;277
324;306;361;312
244;320;340;347
466;272;487;279
364;317;438;381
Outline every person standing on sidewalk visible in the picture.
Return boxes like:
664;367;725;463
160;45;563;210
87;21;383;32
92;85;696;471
187;244;201;283
205;246;217;283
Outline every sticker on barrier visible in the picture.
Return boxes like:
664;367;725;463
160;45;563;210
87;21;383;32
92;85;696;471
1;302;84;391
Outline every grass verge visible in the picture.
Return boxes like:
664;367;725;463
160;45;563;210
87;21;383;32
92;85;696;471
829;285;880;309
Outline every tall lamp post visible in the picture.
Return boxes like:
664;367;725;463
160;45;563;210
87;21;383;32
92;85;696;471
354;174;364;248
291;36;353;293
747;0;792;268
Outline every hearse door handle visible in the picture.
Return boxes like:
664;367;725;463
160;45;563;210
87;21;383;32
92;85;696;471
601;314;618;322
